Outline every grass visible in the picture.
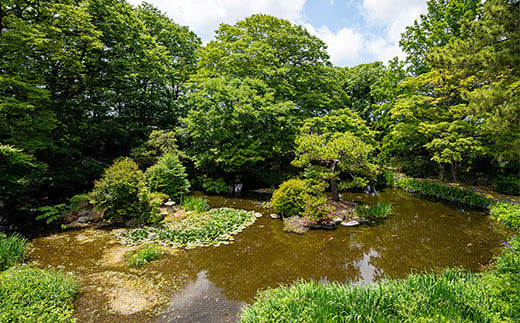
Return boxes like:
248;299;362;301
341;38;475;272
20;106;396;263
356;202;392;220
126;244;163;267
0;233;28;271
0;266;79;323
396;177;491;208
119;207;257;248
182;196;209;213
240;269;504;322
490;200;520;231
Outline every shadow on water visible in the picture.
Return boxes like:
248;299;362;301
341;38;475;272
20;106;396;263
28;188;510;322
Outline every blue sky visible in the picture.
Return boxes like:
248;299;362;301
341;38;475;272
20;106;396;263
127;0;427;67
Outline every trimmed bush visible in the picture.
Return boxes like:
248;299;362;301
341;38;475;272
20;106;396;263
0;266;79;322
271;179;310;217
90;157;153;224
145;153;190;201
0;233;27;271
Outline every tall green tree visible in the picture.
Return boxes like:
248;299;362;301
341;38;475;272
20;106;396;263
400;0;481;75
195;14;344;115
177;77;296;184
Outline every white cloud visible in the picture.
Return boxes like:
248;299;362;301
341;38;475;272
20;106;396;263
361;0;426;41
127;0;305;42
305;24;365;67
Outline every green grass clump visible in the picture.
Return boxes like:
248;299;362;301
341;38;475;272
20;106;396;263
0;266;79;322
240;269;501;322
119;207;257;248
396;177;491;208
182;196;209;213
0;233;28;271
490;201;520;231
356;202;392;220
127;244;163;267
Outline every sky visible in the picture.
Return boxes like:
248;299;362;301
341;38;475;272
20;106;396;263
127;0;427;67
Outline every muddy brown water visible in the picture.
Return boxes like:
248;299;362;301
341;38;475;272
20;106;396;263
27;188;509;322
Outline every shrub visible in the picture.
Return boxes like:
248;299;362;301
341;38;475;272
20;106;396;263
202;177;228;194
145;153;190;201
495;175;520;196
490;201;520;231
0;266;79;322
126;244;163;267
36;204;69;224
0;233;28;271
356;203;393;220
90;157;153;224
375;170;394;187
301;196;335;227
271;179;310;217
396;177;491;208
182;196;209;213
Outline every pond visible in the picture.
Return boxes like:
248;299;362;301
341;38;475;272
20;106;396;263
27;188;509;322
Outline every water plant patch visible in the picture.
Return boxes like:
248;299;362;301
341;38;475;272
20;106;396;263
118;207;257;248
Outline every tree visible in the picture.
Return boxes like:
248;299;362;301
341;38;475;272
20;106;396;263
177;77;296;184
195;14;343;115
400;0;481;75
292;108;376;200
292;132;375;201
145;153;190;201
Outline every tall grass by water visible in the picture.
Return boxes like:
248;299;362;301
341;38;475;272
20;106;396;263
356;202;392;220
0;233;28;271
240;269;503;322
0;266;79;322
126;244;163;267
182;196;209;213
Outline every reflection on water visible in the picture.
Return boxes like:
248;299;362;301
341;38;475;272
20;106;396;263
28;188;509;322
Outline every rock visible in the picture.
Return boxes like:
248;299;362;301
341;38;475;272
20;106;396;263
164;200;176;207
64;222;89;229
76;216;89;223
283;216;308;234
341;220;360;227
254;212;263;218
269;213;280;219
357;217;370;223
308;222;337;230
79;210;91;217
333;217;343;224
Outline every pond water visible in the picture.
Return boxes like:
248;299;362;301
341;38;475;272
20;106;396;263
27;188;509;322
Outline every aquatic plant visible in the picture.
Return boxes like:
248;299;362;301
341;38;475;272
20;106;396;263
356;203;392;220
0;266;79;322
182;196;209;213
126;244;163;267
119;208;257;248
301;196;335;227
396;177;491;208
490;201;520;231
0;233;28;271
240;269;501;322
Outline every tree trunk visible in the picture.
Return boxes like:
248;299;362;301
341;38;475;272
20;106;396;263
330;160;339;201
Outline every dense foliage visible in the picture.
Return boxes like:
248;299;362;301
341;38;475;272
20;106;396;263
145;153;190;201
126;244;163;267
0;266;79;322
271;179;311;217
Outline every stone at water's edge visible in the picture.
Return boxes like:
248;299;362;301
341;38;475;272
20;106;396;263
341;220;360;227
283;216;308;234
254;212;263;218
270;213;280;219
